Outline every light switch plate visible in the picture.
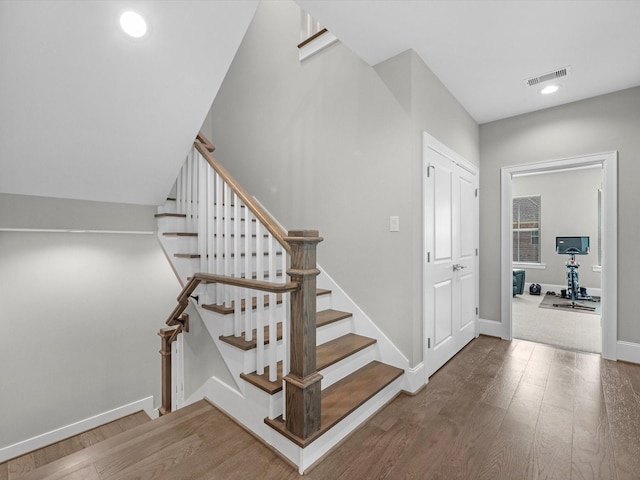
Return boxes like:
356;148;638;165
390;216;400;232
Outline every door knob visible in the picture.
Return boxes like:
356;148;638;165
453;264;467;271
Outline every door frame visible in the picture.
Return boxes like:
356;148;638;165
423;132;479;380
500;151;618;359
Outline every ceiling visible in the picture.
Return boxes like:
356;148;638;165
296;0;640;124
2;0;639;206
0;0;258;205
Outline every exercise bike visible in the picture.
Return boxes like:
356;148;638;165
553;236;595;312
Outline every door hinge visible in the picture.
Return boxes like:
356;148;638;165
427;251;431;262
476;307;479;315
427;337;431;349
475;188;479;197
476;248;478;256
427;164;434;178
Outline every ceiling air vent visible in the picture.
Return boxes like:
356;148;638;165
525;66;571;87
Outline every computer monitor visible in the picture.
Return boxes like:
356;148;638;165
556;236;590;255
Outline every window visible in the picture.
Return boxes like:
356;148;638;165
513;195;541;263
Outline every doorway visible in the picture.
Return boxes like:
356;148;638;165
511;166;602;353
501;152;618;359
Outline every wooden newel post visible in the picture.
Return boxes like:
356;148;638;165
158;328;174;416
284;229;323;439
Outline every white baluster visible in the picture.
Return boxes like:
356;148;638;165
223;183;231;307
185;153;193;232
233;193;242;337
176;163;184;215
206;166;215;304
282;247;289;368
244;207;253;342
215;174;223;304
255;222;265;375
268;234;277;382
198;153;207;274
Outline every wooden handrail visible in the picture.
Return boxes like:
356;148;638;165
195;132;215;152
193;134;291;255
166;273;299;327
297;28;328;49
192;272;299;293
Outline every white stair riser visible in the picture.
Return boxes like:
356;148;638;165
244;382;284;420
316;317;353;345
319;344;377;390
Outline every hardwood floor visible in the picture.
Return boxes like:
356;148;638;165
3;335;640;479
0;411;151;480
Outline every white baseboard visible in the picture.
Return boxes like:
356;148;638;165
0;396;154;463
402;362;426;394
616;341;640;364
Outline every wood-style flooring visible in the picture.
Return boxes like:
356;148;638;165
3;335;640;479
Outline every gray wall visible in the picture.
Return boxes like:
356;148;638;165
0;194;180;449
204;0;478;366
513;167;602;289
480;86;640;343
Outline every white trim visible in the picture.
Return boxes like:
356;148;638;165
513;262;546;270
403;362;426;394
0;228;154;234
0;396;154;463
477;318;507;339
501;152;617;359
299;31;338;62
616;341;640;364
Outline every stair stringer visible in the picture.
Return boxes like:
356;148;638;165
316;266;426;394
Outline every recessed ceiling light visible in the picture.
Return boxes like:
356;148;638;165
541;85;559;95
120;11;147;38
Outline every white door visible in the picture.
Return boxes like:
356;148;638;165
424;133;478;379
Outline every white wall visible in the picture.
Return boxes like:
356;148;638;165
480;86;640;344
204;0;478;366
0;194;180;451
513;166;602;289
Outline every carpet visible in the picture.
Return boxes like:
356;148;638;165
538;292;601;315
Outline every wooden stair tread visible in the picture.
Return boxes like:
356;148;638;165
241;333;375;394
240;363;283;394
317;309;352;327
220;323;284;351
2;411;152;476
15;401;214;480
154;213;186;218
163;232;198;237
316;333;376;370
265;361;404;447
202;289;330;315
203;292;284;315
174;251;283;259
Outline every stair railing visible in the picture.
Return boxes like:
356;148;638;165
162;133;323;441
173;133;291;383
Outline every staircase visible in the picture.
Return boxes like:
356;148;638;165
154;133;405;472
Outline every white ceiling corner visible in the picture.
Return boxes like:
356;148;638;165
0;0;258;205
295;0;640;124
